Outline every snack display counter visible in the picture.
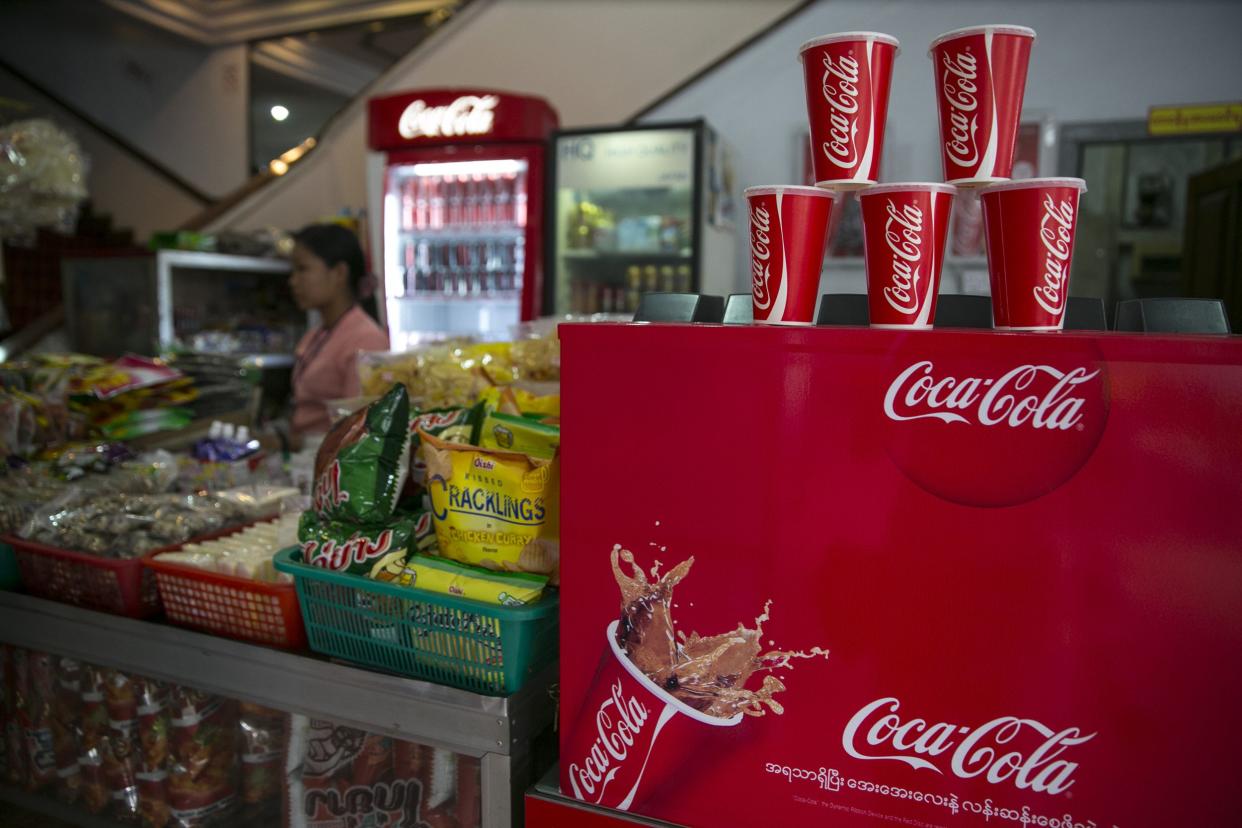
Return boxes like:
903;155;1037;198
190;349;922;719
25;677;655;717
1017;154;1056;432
0;591;556;827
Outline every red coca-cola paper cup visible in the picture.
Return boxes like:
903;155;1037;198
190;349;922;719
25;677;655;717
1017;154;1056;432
562;621;742;812
745;185;838;325
929;25;1036;187
858;183;957;328
980;177;1087;331
799;32;900;190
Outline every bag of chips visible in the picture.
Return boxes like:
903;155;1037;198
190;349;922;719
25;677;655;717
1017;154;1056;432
477;411;559;459
400;554;547;606
52;657;82;805
168;689;238;827
312;384;410;525
407;404;483;489
422;433;558;579
239;703;285;825
297;511;416;581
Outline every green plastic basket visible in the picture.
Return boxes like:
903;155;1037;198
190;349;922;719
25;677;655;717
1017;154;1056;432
0;542;18;591
273;548;558;695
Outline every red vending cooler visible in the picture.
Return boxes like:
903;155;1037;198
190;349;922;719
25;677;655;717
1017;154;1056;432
555;324;1242;828
366;89;558;347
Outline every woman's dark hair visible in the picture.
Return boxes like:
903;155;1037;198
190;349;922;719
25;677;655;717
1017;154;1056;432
293;223;379;319
293;223;367;297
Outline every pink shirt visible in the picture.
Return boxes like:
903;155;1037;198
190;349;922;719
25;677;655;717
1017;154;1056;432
291;305;389;435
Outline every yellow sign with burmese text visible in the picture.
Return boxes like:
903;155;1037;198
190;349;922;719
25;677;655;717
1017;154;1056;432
1148;102;1242;136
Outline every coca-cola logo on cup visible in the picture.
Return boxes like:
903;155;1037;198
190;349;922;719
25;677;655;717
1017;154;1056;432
751;204;775;310
883;199;925;316
882;343;1110;507
397;95;498;139
842;697;1096;796
821;51;862;170
566;679;652;804
939;49;980;169
1035;195;1075;316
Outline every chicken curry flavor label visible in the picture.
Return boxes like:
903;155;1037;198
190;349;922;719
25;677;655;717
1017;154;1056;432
420;431;553;572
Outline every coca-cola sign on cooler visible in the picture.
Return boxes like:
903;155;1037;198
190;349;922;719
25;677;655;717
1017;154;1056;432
858;183;956;328
746;186;838;324
559;322;1242;828
979;178;1087;330
929;25;1036;186
799;32;900;189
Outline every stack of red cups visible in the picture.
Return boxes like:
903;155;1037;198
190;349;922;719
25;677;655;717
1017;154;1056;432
747;24;1087;332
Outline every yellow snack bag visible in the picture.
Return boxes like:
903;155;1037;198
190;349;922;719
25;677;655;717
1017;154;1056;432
399;554;547;606
476;386;561;418
421;432;557;577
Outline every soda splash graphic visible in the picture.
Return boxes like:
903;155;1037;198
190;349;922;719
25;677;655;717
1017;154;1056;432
611;545;828;718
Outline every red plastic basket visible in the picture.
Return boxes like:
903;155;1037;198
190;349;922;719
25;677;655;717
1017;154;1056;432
146;534;306;650
2;534;164;617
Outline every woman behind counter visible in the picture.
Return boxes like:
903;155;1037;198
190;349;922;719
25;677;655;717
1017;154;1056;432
288;224;389;438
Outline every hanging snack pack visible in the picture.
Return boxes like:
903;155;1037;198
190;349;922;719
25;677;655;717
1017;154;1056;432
312;384;410;525
421;432;557;578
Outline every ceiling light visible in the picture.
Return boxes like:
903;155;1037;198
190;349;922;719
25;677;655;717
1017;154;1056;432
270;105;289;122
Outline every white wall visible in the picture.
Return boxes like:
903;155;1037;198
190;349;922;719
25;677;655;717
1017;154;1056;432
206;0;802;232
0;0;248;198
641;0;1242;292
0;67;205;242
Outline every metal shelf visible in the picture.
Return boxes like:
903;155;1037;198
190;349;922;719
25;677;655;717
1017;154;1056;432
0;785;126;828
0;591;557;827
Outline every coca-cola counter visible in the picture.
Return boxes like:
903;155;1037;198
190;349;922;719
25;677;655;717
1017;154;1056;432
550;323;1242;828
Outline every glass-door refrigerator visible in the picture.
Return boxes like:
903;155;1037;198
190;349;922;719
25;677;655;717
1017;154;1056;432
366;89;559;348
545;120;737;315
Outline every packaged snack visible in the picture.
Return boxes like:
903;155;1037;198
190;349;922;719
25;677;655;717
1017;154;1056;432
297;511;415;580
79;665;110;814
286;717;438;828
400;554;547;606
14;649;56;793
422;433;557;577
359;343;514;409
239;703;285;825
476;385;560;419
477;411;559;459
104;670;141;823
136;679;171;828
408;404;483;487
168;689;238;827
312;384;411;525
52;657;82;805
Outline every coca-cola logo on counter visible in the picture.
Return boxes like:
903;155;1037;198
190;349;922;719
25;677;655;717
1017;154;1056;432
842;697;1096;796
397;94;498;139
881;344;1110;507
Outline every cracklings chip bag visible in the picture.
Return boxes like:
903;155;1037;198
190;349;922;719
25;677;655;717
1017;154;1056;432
421;432;556;577
312;384;410;524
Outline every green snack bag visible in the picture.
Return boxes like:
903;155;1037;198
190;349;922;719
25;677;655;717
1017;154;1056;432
478;411;560;459
297;510;414;580
313;383;410;524
408;403;483;484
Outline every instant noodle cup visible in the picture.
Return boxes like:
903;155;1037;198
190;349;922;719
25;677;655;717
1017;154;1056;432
312;383;410;525
421;432;556;577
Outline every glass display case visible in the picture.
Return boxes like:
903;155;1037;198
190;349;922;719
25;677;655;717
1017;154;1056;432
547;120;736;316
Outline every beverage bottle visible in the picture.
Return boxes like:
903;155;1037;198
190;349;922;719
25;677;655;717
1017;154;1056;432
414;176;429;229
401;179;416;231
496;173;513;225
514;170;528;226
643;265;659;293
446;176;464;226
429;178;445;229
675;264;692;292
659;265;676;292
480;175;496;226
626;265;642;311
403;241;416;294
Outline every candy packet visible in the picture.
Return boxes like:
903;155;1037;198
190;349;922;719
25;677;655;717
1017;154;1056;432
399;554;548;606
